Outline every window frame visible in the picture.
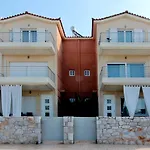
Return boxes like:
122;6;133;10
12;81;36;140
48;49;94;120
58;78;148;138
84;70;90;76
21;29;37;42
117;29;133;42
69;98;75;103
69;70;75;76
107;62;145;78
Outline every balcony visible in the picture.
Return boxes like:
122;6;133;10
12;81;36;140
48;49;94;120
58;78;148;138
100;65;150;91
0;66;55;90
99;32;150;55
0;32;56;55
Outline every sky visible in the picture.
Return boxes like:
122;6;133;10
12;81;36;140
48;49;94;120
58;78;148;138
0;0;150;36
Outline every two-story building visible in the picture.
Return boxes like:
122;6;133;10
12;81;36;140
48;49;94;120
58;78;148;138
93;11;150;117
0;11;65;117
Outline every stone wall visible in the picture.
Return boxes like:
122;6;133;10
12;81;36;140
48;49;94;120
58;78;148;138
0;117;41;144
63;117;74;144
96;117;150;145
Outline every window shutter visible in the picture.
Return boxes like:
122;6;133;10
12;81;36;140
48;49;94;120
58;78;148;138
109;28;118;42
37;28;45;42
12;28;20;42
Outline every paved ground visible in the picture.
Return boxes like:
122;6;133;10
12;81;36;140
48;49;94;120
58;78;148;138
0;143;150;150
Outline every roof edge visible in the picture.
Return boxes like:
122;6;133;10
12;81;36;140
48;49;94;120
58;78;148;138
92;10;150;21
0;11;66;37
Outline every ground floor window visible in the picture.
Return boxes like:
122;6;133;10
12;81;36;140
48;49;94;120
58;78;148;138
121;97;147;117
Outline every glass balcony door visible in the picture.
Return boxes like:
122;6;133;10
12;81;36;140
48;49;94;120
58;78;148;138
30;31;37;42
22;31;29;42
22;30;37;42
118;30;133;42
107;63;144;78
127;64;144;77
126;31;133;42
107;64;125;77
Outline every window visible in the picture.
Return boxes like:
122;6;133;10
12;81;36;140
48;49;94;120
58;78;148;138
107;106;111;110
126;31;133;42
107;64;125;77
123;98;147;116
22;30;37;42
135;98;146;115
107;99;111;104
107;113;112;117
45;106;50;110
127;64;144;77
118;31;124;42
117;30;133;42
45;99;49;103
84;70;90;76
107;63;144;78
69;98;75;103
69;70;75;76
45;112;50;117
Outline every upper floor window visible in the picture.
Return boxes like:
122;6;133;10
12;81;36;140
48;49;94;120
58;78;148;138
69;70;75;76
84;70;90;76
106;28;144;43
107;63;144;78
118;30;133;42
22;30;37;42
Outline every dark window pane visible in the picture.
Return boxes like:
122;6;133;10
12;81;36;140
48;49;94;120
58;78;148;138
45;106;49;110
107;99;111;104
45;99;49;103
107;106;111;110
45;112;50;117
107;113;112;117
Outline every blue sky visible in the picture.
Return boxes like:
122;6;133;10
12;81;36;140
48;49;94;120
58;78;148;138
0;0;150;36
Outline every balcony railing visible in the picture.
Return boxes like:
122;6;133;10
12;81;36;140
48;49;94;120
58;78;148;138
0;66;55;83
100;66;150;79
0;32;56;48
99;32;150;44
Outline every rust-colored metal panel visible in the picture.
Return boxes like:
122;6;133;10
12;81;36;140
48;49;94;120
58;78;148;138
62;39;97;97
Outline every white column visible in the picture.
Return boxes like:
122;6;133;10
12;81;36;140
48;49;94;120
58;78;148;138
123;85;140;117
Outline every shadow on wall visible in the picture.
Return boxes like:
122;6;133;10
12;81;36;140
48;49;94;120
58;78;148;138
58;92;98;117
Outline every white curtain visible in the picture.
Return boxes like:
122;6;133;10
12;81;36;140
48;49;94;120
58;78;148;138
1;85;12;117
123;85;140;116
142;86;150;115
12;85;22;117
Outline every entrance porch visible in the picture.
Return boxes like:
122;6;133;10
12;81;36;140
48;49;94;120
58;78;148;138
0;87;56;117
99;85;149;117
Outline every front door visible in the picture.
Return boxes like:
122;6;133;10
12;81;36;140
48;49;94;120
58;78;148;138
104;95;116;117
41;95;53;117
